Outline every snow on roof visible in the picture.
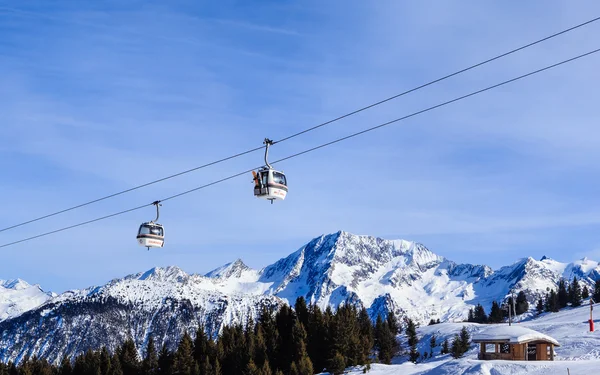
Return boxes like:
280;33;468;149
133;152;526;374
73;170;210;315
472;325;560;346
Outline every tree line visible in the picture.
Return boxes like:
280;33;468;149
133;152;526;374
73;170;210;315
0;297;406;375
535;277;599;314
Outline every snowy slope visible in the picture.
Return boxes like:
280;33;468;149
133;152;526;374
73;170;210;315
0;278;54;321
328;301;600;374
1;230;599;365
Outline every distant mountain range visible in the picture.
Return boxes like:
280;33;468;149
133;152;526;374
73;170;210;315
0;230;598;364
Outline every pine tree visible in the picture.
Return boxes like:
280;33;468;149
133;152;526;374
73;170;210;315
467;308;474;322
569;276;583;307
406;318;419;363
157;343;173;375
558;279;569;309
58;356;72;375
473;304;487;323
214;358;222;375
594;280;600;303
193;326;208;365
357;307;374;365
253;325;269;370
120;338;140;375
441;339;449;355
450;335;462;359
583;285;590;299
429;334;436;357
294;297;309;328
274;304;296;373
326;352;346;375
109;353;124;375
173;332;196;375
100;347;112;375
536;298;544;315
142;337;159;375
257;306;279;372
515;291;529;315
291;319;313;375
488;301;503;323
259;360;272;375
245;360;260;375
459;326;470;355
375;315;392;364
202;355;213;375
306;304;328;373
544;292;551;312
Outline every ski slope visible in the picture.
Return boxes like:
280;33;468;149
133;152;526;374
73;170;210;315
325;302;600;374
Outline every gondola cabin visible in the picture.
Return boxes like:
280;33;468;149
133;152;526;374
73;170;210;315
137;222;165;248
253;168;287;202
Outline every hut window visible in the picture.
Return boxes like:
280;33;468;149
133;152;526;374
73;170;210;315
500;344;510;354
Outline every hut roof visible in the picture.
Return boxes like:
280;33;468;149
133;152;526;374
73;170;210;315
472;325;559;346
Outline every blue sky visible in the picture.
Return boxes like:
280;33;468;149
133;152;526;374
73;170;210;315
1;1;600;293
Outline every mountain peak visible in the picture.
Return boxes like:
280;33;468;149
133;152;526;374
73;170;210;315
205;259;252;279
1;278;32;290
137;266;189;283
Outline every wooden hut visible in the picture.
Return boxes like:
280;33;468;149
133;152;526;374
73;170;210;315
472;325;559;361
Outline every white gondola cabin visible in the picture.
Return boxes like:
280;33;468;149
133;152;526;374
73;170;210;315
137;201;165;249
253;168;287;202
137;222;164;248
252;138;288;203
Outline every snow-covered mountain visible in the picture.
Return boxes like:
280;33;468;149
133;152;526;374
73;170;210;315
0;230;598;364
0;278;54;321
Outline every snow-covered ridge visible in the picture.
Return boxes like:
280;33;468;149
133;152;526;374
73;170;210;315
0;278;54;321
1;230;599;365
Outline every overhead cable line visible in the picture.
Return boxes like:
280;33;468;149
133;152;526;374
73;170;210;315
1;16;598;234
1;47;598;249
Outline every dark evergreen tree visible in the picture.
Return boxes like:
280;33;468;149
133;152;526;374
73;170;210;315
202;356;213;375
120;338;140;375
245;360;260;375
570;276;583;307
429;334;436;357
583;285;590;299
259;360;272;375
326;352;346;375
157;344;173;375
515;291;529;315
109;353;124;375
100;347;112;375
536;298;544;315
173;332;196;375
274;304;296;373
357;307;374;365
142;337;159;375
473;304;487;323
294;297;309;328
193;325;209;365
253;324;269;370
441;339;449;355
459;326;470;354
291;319;313;375
450;335;461;359
59;356;73;375
594;279;600;303
257;306;279;373
306;304;328;373
214;358;222;375
558;279;569;309
467;308;474;323
406;318;419;363
488;301;503;323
